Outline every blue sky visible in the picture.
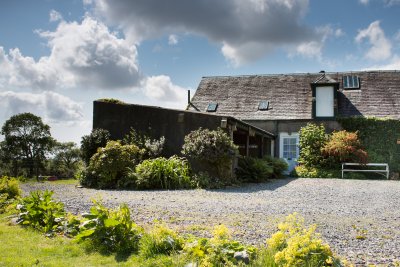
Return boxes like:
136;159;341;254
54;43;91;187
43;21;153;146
0;0;399;144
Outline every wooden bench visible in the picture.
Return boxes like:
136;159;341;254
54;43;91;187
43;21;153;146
341;163;389;179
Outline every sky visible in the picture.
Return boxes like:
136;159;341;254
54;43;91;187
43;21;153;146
0;0;399;144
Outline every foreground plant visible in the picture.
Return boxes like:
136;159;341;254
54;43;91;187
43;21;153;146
266;213;343;267
76;201;143;254
0;176;21;213
184;224;255;266
16;190;66;234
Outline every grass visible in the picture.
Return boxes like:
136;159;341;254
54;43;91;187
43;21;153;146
23;179;79;186
0;214;185;267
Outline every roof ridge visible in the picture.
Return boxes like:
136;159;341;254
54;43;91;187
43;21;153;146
202;69;400;79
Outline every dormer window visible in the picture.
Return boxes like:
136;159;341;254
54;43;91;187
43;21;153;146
343;75;360;89
258;100;269;111
206;103;218;112
315;86;334;118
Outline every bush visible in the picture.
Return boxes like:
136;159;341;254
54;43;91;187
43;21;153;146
0;176;21;213
263;156;289;178
123;128;165;160
298;123;328;168
183;224;255;266
80;128;111;166
76;201;142;254
182;128;238;183
0;176;21;200
236;157;273;182
139;224;183;258
86;141;142;189
135;156;192;190
16;190;66;234
322;130;368;166
291;165;341;179
266;213;335;267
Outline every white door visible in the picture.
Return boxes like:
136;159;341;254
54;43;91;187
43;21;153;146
279;133;299;174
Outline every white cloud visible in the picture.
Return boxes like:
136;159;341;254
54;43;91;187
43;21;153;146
384;0;400;6
88;0;323;66
0;91;83;123
335;28;344;37
168;34;178;45
49;10;63;22
363;55;400;70
355;20;392;61
0;16;141;91
142;75;187;109
359;0;369;5
292;25;341;60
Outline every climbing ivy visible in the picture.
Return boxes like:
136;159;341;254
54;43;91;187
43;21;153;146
338;117;400;173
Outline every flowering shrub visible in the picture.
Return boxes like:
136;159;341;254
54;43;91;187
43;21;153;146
267;213;335;267
84;141;142;188
182;128;238;182
0;176;21;213
123;128;165;159
322;130;368;165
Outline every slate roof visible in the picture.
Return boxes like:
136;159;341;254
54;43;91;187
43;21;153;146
189;70;400;120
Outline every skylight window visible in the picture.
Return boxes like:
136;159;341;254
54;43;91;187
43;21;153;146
343;75;360;89
258;100;269;111
206;103;218;112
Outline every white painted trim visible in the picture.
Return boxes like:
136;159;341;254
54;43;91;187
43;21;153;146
279;132;299;159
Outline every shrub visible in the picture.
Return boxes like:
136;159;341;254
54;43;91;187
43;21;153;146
182;128;238;182
266;213;335;267
183;224;255;266
80;128;111;166
86;141;142;189
263;156;289;178
236;157;273;182
16;190;66;234
76;201;142;254
139;223;183;258
135;156;192;190
123;128;165;160
292;165;341;179
298;123;328;168
322;130;368;165
0;176;21;213
0;175;21;200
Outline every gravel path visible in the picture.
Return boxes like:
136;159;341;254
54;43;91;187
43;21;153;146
21;178;400;266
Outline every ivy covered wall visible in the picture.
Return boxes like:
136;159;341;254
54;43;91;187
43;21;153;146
338;117;400;173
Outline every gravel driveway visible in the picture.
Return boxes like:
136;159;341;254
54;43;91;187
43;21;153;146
21;178;400;266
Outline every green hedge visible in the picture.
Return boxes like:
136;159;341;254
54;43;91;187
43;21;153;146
338;117;400;173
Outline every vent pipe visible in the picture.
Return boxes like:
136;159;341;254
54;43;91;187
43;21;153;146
188;90;191;105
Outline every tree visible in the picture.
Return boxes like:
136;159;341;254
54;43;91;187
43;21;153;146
50;142;82;178
1;113;54;178
80;128;110;165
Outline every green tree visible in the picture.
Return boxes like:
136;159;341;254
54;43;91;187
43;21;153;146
80;128;110;165
1;113;54;178
50;142;82;178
